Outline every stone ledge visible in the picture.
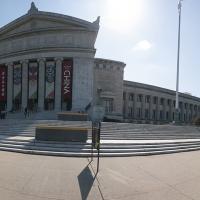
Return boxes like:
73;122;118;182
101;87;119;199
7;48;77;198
35;126;88;142
36;125;88;131
57;112;88;121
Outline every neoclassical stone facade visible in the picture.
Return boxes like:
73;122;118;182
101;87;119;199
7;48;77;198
123;81;200;123
0;3;200;123
0;3;98;113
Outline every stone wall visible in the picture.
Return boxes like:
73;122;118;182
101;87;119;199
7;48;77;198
123;81;200;123
94;58;125;118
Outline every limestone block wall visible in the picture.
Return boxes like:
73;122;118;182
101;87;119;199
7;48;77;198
123;81;200;123
0;5;99;113
0;31;97;59
94;58;125;117
72;57;94;111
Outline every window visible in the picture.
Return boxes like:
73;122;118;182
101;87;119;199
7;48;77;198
173;100;176;107
160;98;164;105
184;103;187;109
104;98;113;113
128;107;133;117
123;92;126;100
145;109;149;119
160;110;163;120
129;93;134;101
153;110;156;120
153;97;157;104
145;95;150;103
166;111;169;120
167;99;171;106
137;108;141;118
137;94;143;102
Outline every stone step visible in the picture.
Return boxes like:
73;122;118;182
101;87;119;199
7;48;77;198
1;138;200;149
1;120;200;157
0;144;200;157
1;138;200;155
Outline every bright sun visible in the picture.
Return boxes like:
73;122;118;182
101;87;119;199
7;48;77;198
104;0;144;33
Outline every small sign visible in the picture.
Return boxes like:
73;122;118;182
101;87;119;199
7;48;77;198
92;122;101;150
91;105;105;122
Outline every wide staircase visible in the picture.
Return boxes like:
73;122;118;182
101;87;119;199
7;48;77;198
0;119;200;157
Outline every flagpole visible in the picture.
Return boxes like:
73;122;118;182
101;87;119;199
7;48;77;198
175;0;183;123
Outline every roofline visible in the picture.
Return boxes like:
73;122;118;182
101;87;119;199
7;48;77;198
95;58;126;67
0;8;99;34
124;80;200;102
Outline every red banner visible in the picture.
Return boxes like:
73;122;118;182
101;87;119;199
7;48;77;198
62;60;73;101
0;66;7;101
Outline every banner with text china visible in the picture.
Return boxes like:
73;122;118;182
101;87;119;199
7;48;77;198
0;66;7;101
62;60;73;101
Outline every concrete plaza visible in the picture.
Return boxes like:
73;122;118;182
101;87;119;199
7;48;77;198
0;150;200;200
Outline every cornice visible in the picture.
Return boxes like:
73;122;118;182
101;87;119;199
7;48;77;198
0;27;96;42
0;4;99;37
0;47;96;60
123;80;200;102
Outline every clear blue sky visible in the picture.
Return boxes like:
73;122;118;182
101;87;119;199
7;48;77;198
0;0;199;97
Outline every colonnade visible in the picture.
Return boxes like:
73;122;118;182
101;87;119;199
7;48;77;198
124;92;200;122
6;57;66;112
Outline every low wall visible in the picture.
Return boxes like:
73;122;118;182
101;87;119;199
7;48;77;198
35;126;88;142
57;112;88;121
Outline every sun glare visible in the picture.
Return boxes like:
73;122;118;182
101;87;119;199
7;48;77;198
104;0;144;33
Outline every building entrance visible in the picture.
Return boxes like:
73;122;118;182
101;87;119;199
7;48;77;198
13;99;21;111
44;99;54;110
28;99;38;112
0;101;6;111
62;101;72;111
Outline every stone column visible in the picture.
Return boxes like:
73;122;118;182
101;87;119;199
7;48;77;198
141;95;145;119
186;104;188;122
149;96;153;121
156;97;159;121
6;62;13;111
38;58;45;111
21;60;28;110
169;100;172;121
191;104;194;120
72;57;94;111
133;93;137;120
55;58;62;111
198;107;200;118
163;98;167;121
180;103;184;122
123;92;127;118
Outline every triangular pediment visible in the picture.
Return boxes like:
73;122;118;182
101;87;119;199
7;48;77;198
0;11;99;38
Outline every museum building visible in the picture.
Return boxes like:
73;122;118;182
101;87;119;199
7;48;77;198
0;2;200;123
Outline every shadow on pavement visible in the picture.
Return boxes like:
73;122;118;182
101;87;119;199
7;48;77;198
78;162;96;200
